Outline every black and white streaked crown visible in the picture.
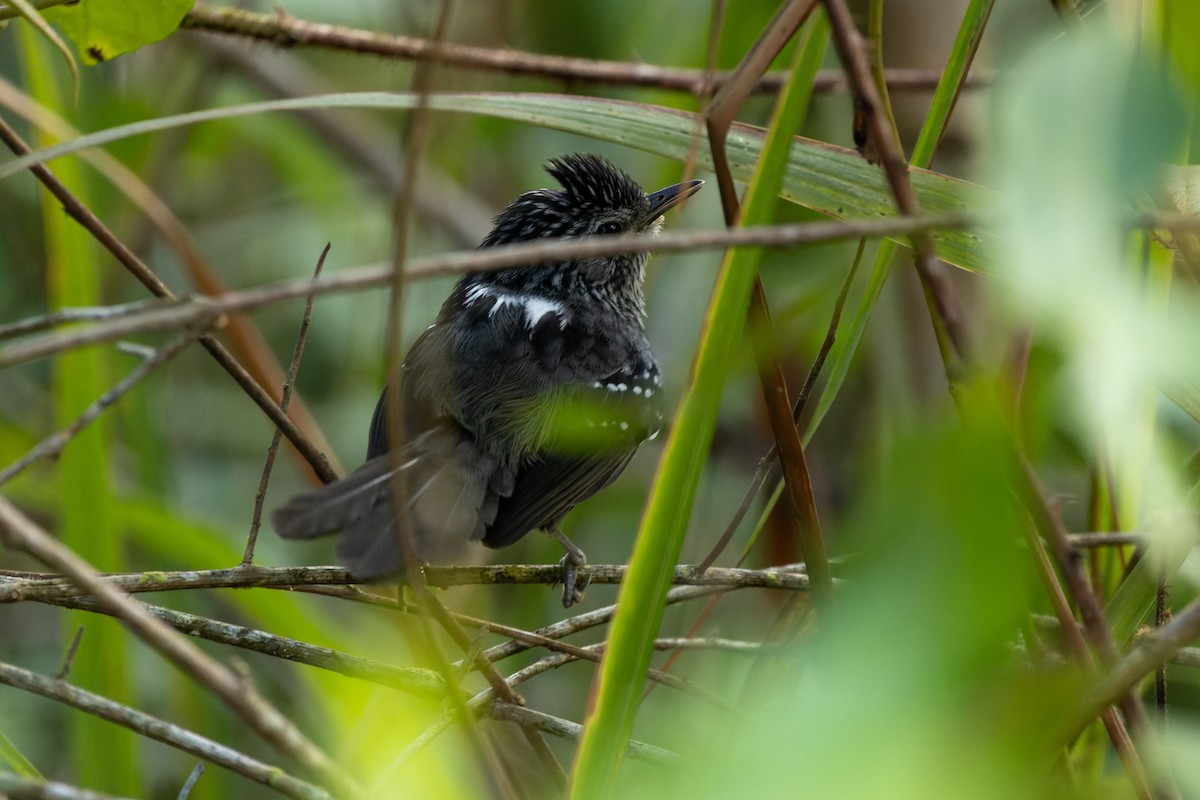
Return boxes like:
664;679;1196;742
480;154;650;247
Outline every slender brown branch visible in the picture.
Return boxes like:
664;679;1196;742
491;703;677;764
0;563;809;603
244;245;329;564
0;113;338;484
0;331;200;487
179;6;987;96
0;213;973;370
0;774;134;800
820;0;966;369
0;498;363;798
0;660;333;800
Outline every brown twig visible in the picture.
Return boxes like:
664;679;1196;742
820;0;967;369
179;6;988;96
0;214;973;371
0;113;339;484
0;498;363;798
0;563;809;603
0;331;199;487
0;660;333;800
244;245;330;564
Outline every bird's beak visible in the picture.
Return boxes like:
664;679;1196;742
645;179;704;220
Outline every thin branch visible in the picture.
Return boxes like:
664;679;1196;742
0;563;809;603
0;660;333;800
0;77;343;482
0;498;363;799
178;6;988;95
491;703;677;764
244;245;329;564
820;0;966;368
177;763;204;800
0;774;135;800
38;593;446;699
0;331;200;487
0;112;339;484
0;213;974;370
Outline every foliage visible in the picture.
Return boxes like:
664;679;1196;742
1;1;1199;798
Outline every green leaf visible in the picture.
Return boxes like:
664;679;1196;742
44;0;194;64
0;729;41;779
0;92;991;272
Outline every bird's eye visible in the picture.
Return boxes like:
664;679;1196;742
597;221;621;235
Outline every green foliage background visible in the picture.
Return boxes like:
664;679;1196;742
1;0;1200;798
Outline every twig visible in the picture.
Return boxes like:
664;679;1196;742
820;0;966;369
177;763;204;800
37;593;445;698
244;244;330;564
56;625;85;680
0;298;176;340
0;78;343;481
0;498;363;798
0;660;333;800
491;703;677;764
0;331;200;487
0;213;973;370
0;113;339;484
179;6;988;95
0;563;808;603
1019;468;1155;800
0;774;135;800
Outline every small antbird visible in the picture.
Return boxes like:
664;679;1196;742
272;154;702;606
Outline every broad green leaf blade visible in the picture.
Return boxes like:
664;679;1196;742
0;92;991;272
44;0;194;64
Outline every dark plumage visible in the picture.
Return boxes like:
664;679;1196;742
272;154;702;605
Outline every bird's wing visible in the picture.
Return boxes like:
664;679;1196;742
482;447;637;549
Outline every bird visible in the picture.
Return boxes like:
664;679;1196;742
272;153;702;607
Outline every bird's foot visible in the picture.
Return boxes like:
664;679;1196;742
551;528;589;608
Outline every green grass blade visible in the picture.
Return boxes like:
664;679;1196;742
567;21;828;797
0;92;990;273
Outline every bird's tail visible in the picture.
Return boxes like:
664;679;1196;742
271;427;507;580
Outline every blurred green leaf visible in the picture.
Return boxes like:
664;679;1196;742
16;27;141;796
0;729;41;779
44;0;194;64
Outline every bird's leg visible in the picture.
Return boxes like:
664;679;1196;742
550;526;589;608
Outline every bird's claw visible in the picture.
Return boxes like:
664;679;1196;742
558;551;589;608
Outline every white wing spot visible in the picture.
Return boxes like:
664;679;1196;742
632;386;643;395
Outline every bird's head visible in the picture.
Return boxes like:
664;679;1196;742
476;153;702;318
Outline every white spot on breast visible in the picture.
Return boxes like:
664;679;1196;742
619;421;629;431
633;386;643;395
